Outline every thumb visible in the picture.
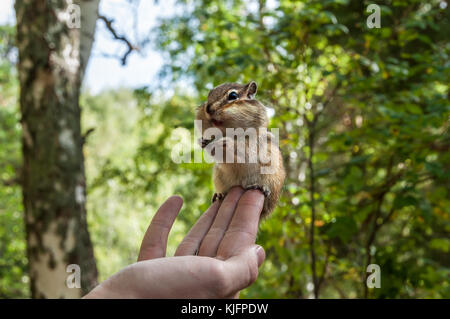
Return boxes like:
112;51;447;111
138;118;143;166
222;245;265;296
138;195;183;261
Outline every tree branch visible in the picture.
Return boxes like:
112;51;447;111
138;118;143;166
98;15;138;65
306;114;319;298
316;243;331;293
1;177;21;186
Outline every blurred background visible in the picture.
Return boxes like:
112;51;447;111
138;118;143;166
0;0;449;298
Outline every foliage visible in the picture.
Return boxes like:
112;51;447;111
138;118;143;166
153;0;450;298
0;25;29;298
0;0;449;299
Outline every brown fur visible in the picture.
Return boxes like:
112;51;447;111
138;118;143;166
196;81;286;218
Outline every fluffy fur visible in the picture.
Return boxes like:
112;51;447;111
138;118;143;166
196;81;285;218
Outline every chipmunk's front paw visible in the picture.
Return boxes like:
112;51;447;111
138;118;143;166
199;138;213;149
245;184;271;197
212;192;225;203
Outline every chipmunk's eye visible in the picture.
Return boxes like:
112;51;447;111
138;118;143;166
228;91;239;101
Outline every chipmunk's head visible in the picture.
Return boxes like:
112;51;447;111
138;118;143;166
196;81;268;139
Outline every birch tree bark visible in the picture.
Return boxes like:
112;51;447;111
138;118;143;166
15;0;100;298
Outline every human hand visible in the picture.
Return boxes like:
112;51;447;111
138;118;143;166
83;187;265;298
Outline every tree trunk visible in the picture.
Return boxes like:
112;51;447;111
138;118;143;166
15;0;99;298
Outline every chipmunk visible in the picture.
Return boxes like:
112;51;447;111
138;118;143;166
196;81;285;218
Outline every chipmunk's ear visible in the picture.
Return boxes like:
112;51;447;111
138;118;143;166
245;81;257;99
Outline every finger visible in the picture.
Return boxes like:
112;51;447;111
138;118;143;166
221;245;266;297
198;187;245;257
216;190;264;260
175;200;221;256
138;196;183;261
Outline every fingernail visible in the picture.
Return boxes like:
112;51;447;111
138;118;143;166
255;245;265;267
